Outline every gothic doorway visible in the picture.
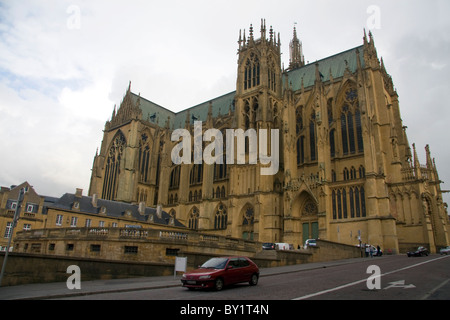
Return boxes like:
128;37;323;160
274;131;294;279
292;192;319;244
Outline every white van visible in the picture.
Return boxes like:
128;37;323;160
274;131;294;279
275;243;291;250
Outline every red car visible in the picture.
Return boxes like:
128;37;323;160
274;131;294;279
181;256;260;291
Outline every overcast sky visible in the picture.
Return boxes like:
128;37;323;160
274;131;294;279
0;0;449;206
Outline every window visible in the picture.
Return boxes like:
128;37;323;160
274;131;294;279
66;243;74;251
124;246;138;254
70;217;78;227
85;219;92;227
26;204;34;212
56;214;63;226
4;222;13;239
90;244;101;252
309;118;316;161
340;87;364;156
188;207;199;230
332;186;366;220
244;53;260;90
214;204;228;230
99;221;105;227
23;224;31;231
102;131;126;200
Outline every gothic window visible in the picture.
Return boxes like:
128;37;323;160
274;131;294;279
214;163;227;181
102;131;126;201
188;207;199;230
330;129;336;158
359;165;366;178
169;166;180;189
221;186;226;198
297;136;305;165
332;186;366;220
340;86;364;156
216;186;220;199
190;164;203;185
214;203;228;230
138;133;151;183
343;167;349;180
350;166;357;180
244;53;260;90
309;113;316;161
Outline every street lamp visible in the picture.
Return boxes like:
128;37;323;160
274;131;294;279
0;187;27;287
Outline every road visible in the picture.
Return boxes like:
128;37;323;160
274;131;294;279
60;254;450;300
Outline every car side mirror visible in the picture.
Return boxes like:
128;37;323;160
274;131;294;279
226;265;233;270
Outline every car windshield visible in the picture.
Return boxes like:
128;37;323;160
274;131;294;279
200;257;228;269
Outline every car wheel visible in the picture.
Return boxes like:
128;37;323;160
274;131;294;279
214;278;224;291
249;274;259;286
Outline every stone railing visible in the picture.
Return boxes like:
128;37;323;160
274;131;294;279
15;227;261;252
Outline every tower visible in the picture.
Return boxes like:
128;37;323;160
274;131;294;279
288;25;305;70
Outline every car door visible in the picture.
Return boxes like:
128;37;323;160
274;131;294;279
238;257;253;282
225;258;242;285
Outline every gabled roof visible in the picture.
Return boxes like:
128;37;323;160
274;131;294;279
47;193;185;228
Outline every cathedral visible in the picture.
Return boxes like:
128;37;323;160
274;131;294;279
88;20;449;254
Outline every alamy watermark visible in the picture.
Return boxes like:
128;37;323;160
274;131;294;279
66;265;81;290
366;265;381;290
366;5;381;30
66;5;81;30
171;121;279;176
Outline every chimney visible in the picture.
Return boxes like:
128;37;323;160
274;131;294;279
156;204;162;219
75;188;83;198
92;194;98;207
138;202;145;215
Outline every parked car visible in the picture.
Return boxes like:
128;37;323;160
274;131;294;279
262;242;275;250
304;239;317;249
440;246;450;255
181;256;260;291
407;246;429;257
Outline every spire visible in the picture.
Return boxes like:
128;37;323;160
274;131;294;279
288;25;305;70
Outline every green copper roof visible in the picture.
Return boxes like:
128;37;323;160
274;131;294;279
285;45;364;91
130;45;364;129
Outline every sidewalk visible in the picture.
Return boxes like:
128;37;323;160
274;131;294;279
0;256;373;300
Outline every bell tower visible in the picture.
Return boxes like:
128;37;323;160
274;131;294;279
235;19;282;130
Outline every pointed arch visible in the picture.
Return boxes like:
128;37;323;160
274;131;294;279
214;202;228;230
188;206;199;230
102;130;126;200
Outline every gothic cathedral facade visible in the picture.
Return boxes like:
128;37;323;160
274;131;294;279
88;21;449;253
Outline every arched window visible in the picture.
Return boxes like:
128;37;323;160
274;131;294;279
190;164;203;185
188;207;199;230
169;166;180;189
102;131;126;200
244;53;260;90
330;129;336;158
138;134;151;183
309;113;316;161
340;86;364;156
214;203;228;230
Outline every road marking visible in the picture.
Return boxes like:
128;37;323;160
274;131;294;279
292;255;450;300
383;280;415;290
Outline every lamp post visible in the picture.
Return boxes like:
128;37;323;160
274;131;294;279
0;187;26;287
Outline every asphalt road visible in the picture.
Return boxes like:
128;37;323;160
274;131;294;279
60;254;450;301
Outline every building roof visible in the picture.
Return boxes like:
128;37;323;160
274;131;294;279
47;193;185;228
126;44;365;129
